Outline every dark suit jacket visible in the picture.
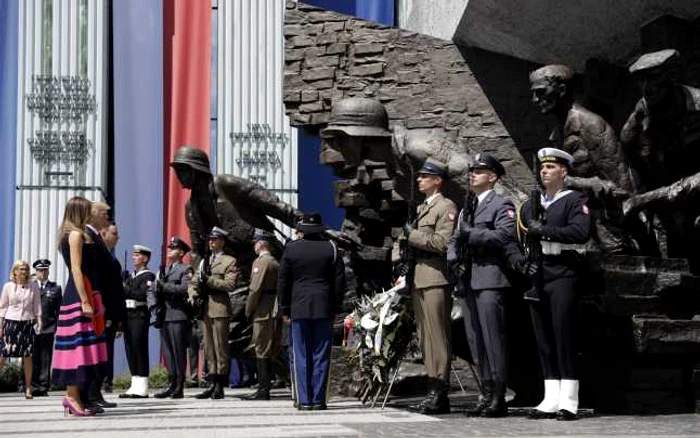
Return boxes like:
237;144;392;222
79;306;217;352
277;236;346;320
148;262;193;322
36;280;62;334
448;190;518;291
86;226;126;324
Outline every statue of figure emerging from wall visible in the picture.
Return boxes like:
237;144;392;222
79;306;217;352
529;64;637;253
620;49;700;268
319;98;405;297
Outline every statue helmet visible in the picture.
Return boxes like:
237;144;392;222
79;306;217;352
320;97;391;138
170;145;212;174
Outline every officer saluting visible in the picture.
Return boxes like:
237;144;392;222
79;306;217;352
31;259;62;396
241;229;280;401
119;245;155;399
404;158;457;415
519;148;591;421
447;154;517;417
151;237;193;399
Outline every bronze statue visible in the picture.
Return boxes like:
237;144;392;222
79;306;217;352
620;49;700;266
529;64;635;253
170;146;302;278
319;98;403;296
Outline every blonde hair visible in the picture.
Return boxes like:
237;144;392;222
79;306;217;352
57;196;92;245
9;260;30;284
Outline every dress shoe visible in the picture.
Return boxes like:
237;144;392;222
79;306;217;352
298;404;313;411
211;375;225;399
193;386;214;399
527;409;557;419
465;380;493;417
311;404;327;411
84;403;105;414
556;409;578;421
170;378;185;399
94;398;118;408
481;381;507;418
154;383;175;399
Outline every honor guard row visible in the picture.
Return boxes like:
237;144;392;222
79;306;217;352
407;148;590;420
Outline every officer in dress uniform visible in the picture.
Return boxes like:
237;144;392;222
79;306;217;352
403;158;457;415
119;245;155;399
188;227;238;400
519;147;591;421
30;259;62;396
241;229;280;401
278;213;346;410
447;154;517;417
151;237;193;399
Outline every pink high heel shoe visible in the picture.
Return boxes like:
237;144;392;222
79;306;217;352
62;397;95;417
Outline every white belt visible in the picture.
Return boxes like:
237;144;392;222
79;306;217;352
125;299;147;309
541;241;587;255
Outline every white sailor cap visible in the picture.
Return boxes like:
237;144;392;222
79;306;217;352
133;245;152;256
537;147;574;168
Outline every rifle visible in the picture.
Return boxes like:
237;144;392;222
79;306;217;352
153;248;166;329
523;155;545;302
453;189;476;298
193;241;212;321
399;156;417;296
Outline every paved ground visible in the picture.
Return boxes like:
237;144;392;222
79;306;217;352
0;389;698;437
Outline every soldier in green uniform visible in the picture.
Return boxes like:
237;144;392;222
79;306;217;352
403;158;458;414
241;229;280;401
188;227;238;400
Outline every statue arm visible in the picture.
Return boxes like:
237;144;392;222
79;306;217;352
623;171;700;217
217;175;302;228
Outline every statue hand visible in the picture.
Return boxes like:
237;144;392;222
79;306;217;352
622;194;646;218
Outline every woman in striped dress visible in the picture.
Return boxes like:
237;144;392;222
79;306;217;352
52;196;108;416
0;260;42;399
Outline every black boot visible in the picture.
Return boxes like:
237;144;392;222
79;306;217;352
211;375;225;399
407;385;437;413
154;377;175;399
410;379;450;415
170;377;185;399
242;359;271;400
194;378;215;399
482;381;508;418
465;380;493;416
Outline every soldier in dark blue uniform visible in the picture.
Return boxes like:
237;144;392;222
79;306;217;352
278;213;346;410
119;245;156;399
519;147;591;421
30;259;62;396
151;237;193;399
447;154;518;417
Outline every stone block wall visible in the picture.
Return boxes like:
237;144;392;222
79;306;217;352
283;1;533;191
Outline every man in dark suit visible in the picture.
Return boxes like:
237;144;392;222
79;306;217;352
151;237;193;399
447;154;518;417
31;259;62;396
278;213;346;410
82;202;124;410
99;223;125;393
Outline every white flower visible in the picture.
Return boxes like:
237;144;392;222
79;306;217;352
360;313;379;330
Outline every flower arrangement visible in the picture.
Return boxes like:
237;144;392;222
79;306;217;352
345;277;415;405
